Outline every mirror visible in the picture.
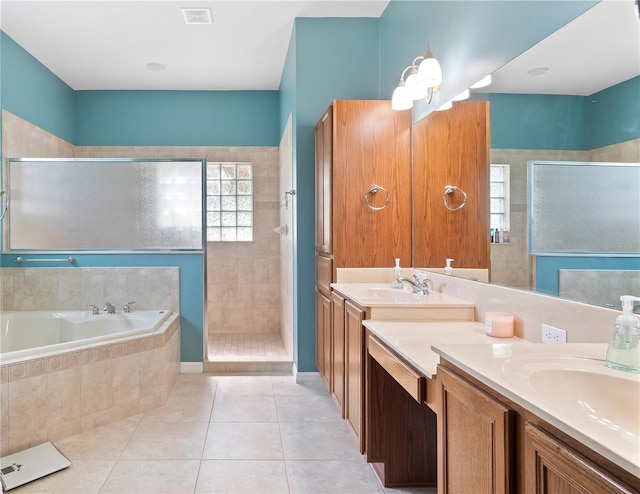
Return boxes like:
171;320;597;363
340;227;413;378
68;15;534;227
413;0;640;309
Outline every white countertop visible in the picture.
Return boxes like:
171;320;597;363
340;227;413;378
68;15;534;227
332;283;473;309
432;342;640;479
363;319;523;378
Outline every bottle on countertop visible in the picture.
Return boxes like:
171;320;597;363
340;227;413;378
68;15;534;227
391;258;404;289
606;295;640;373
444;258;454;275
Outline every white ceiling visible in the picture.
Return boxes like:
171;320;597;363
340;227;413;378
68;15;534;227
0;0;638;94
0;1;390;90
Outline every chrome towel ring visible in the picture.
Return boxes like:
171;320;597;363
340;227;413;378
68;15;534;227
364;184;390;211
443;185;467;211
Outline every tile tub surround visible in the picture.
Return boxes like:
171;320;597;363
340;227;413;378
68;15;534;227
1;267;179;313
0;314;180;457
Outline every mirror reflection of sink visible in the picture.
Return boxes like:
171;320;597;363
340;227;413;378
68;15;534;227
506;355;640;440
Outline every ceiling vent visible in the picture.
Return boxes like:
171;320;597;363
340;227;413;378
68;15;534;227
181;8;212;25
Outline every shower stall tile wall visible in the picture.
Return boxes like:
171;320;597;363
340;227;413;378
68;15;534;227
1;267;179;312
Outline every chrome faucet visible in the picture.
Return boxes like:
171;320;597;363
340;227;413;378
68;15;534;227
103;302;116;314
86;304;100;315
123;301;136;313
396;275;431;295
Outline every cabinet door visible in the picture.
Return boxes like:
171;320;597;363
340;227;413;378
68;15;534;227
332;100;412;269
345;299;366;453
414;101;490;269
524;423;636;494
315;106;333;254
331;291;346;416
315;291;332;389
437;366;515;494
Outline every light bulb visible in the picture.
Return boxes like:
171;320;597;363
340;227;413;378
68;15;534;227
391;83;413;111
405;71;430;100
417;56;443;88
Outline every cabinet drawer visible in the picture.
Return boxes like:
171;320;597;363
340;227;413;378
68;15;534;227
316;255;333;294
368;335;425;403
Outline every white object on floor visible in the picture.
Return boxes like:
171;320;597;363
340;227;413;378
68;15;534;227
0;442;71;491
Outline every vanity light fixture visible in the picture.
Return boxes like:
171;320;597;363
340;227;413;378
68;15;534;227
391;45;443;110
470;74;492;89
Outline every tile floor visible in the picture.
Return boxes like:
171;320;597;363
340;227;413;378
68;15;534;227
207;333;288;360
8;373;436;494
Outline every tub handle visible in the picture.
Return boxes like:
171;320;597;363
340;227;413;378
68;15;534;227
123;301;136;313
86;304;100;315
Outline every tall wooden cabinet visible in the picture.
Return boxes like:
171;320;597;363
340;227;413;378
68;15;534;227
314;99;412;453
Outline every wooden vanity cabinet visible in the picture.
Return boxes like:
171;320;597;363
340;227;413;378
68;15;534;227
315;289;331;390
330;291;346;415
345;299;367;453
437;365;515;494
437;361;640;494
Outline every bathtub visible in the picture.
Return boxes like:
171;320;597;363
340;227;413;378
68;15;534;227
0;309;173;362
0;309;181;456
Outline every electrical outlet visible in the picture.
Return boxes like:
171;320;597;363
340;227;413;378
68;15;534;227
541;324;567;344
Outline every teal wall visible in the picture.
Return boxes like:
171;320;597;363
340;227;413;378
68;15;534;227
286;17;381;372
489;76;640;150
1;32;75;142
76;90;279;146
588;76;640;149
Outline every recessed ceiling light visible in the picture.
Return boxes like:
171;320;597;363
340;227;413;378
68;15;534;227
147;62;165;72
528;67;549;77
182;8;212;25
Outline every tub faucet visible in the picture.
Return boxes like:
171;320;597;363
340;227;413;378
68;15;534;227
103;302;116;314
86;304;100;315
396;276;431;295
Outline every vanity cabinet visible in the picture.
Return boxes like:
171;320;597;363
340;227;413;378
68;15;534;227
437;365;515;494
437;361;640;494
330;291;346;415
345;299;367;453
315;289;332;390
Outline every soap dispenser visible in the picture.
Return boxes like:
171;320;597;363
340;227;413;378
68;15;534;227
606;295;640;373
444;259;454;275
391;258;404;289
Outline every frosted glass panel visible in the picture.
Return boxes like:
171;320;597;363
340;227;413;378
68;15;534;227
530;161;640;254
6;159;204;250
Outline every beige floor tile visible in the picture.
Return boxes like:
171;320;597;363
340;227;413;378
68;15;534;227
279;422;361;460
274;395;342;423
215;375;274;395
7;459;115;494
195;460;289;494
271;376;329;396
120;422;208;460
54;415;141;460
210;395;278;423
169;374;218;399
285;459;384;494
100;459;200;493
141;393;214;423
202;422;283;460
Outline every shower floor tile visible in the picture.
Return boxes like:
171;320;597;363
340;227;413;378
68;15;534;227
207;332;288;360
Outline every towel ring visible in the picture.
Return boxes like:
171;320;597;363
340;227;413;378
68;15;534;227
443;185;467;211
364;184;390;211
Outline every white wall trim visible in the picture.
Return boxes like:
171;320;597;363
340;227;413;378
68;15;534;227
181;362;203;373
293;363;320;383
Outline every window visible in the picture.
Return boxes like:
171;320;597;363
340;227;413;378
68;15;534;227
490;164;510;231
206;162;253;242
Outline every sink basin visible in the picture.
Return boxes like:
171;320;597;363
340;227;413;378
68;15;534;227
505;354;640;441
529;367;640;437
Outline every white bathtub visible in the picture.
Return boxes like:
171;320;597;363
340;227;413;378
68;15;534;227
0;309;173;361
